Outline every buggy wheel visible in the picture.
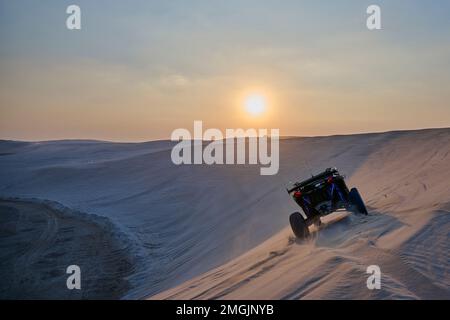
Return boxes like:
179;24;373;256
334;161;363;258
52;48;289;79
349;188;368;215
289;212;310;239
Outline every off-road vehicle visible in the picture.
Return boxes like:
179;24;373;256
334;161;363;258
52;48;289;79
287;168;367;239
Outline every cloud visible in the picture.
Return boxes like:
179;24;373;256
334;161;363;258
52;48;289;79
160;74;190;88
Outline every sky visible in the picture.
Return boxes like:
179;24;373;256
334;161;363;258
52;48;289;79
0;0;449;141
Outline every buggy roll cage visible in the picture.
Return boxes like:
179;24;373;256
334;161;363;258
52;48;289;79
287;167;344;194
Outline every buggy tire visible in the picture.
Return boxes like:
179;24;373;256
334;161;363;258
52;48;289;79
289;212;310;239
349;188;368;215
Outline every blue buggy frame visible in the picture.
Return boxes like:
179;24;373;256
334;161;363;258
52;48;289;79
287;168;368;239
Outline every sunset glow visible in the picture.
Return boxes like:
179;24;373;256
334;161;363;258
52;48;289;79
244;94;267;116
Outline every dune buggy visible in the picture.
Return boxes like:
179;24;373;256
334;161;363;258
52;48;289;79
287;167;368;239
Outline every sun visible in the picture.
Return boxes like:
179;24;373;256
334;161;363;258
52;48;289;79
244;94;267;116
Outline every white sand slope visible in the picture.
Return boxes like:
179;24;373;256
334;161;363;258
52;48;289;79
152;128;450;299
1;128;449;299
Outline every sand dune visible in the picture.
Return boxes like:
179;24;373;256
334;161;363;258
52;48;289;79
153;128;450;299
1;128;449;299
0;198;135;299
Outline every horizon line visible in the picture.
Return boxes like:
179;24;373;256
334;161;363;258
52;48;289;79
1;126;449;144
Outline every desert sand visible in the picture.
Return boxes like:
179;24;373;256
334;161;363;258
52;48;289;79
0;198;135;299
0;128;449;299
